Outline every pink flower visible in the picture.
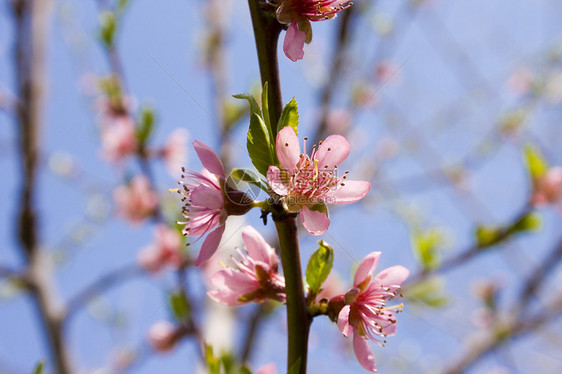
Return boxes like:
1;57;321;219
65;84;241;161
160;128;189;177
100;116;138;163
335;252;409;372
256;363;276;374
177;141;253;266
532;167;562;207
137;224;184;273
113;175;158;223
267;126;370;235
147;321;180;352
276;0;352;61
207;226;285;306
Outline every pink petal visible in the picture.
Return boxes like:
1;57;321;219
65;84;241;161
196;224;225;266
354;252;381;287
353;333;377;372
256;363;276;374
276;127;301;172
373;265;410;289
283;21;306;62
267;166;290;196
192;140;225;178
190;184;224;210
315;134;350;168
207;290;238;306
241;226;272;265
300;206;330;235
337;305;352;337
327;180;371;205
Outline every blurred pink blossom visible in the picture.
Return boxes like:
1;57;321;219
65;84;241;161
335;252;409;372
207;226;285;306
506;68;534;97
137;224;184;273
160;128;189;177
532;167;562;207
147;321;179;352
267;126;370;235
375;60;401;83
276;0;352;61
100;116;138;163
113;175;158;223
256;363;276;374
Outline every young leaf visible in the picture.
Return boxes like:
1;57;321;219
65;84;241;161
234;93;275;176
261;82;271;136
411;229;443;270
523;144;548;180
136;105;156;145
247;113;275;176
512;212;541;233
277;98;299;136
306;240;334;296
404;277;448;308
99;12;117;49
33;361;44;374
168;291;191;322
205;345;221;374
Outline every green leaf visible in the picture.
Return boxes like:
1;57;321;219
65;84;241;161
205;345;221;374
234;93;275;176
117;0;131;14
261;82;271;136
99;12;117;49
405;277;448;308
136;105;156;145
513;212;541;233
220;352;236;374
233;93;261;119
168;291;190;322
277;98;299;136
411;229;443;270
247;113;275;176
475;225;503;248
306;241;334;296
523;144;548;180
229;168;261;184
238;366;253;374
32;361;44;374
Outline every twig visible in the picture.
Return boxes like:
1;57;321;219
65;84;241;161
239;303;269;363
407;204;533;286
65;263;144;319
442;292;562;374
313;6;356;144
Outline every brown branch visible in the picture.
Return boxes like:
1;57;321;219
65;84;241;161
313;6;356;144
239;303;269;363
12;1;73;373
442;293;562;374
407;204;533;286
65;263;144;320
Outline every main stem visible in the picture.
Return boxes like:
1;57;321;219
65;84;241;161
274;215;311;373
246;1;311;372
247;0;283;139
